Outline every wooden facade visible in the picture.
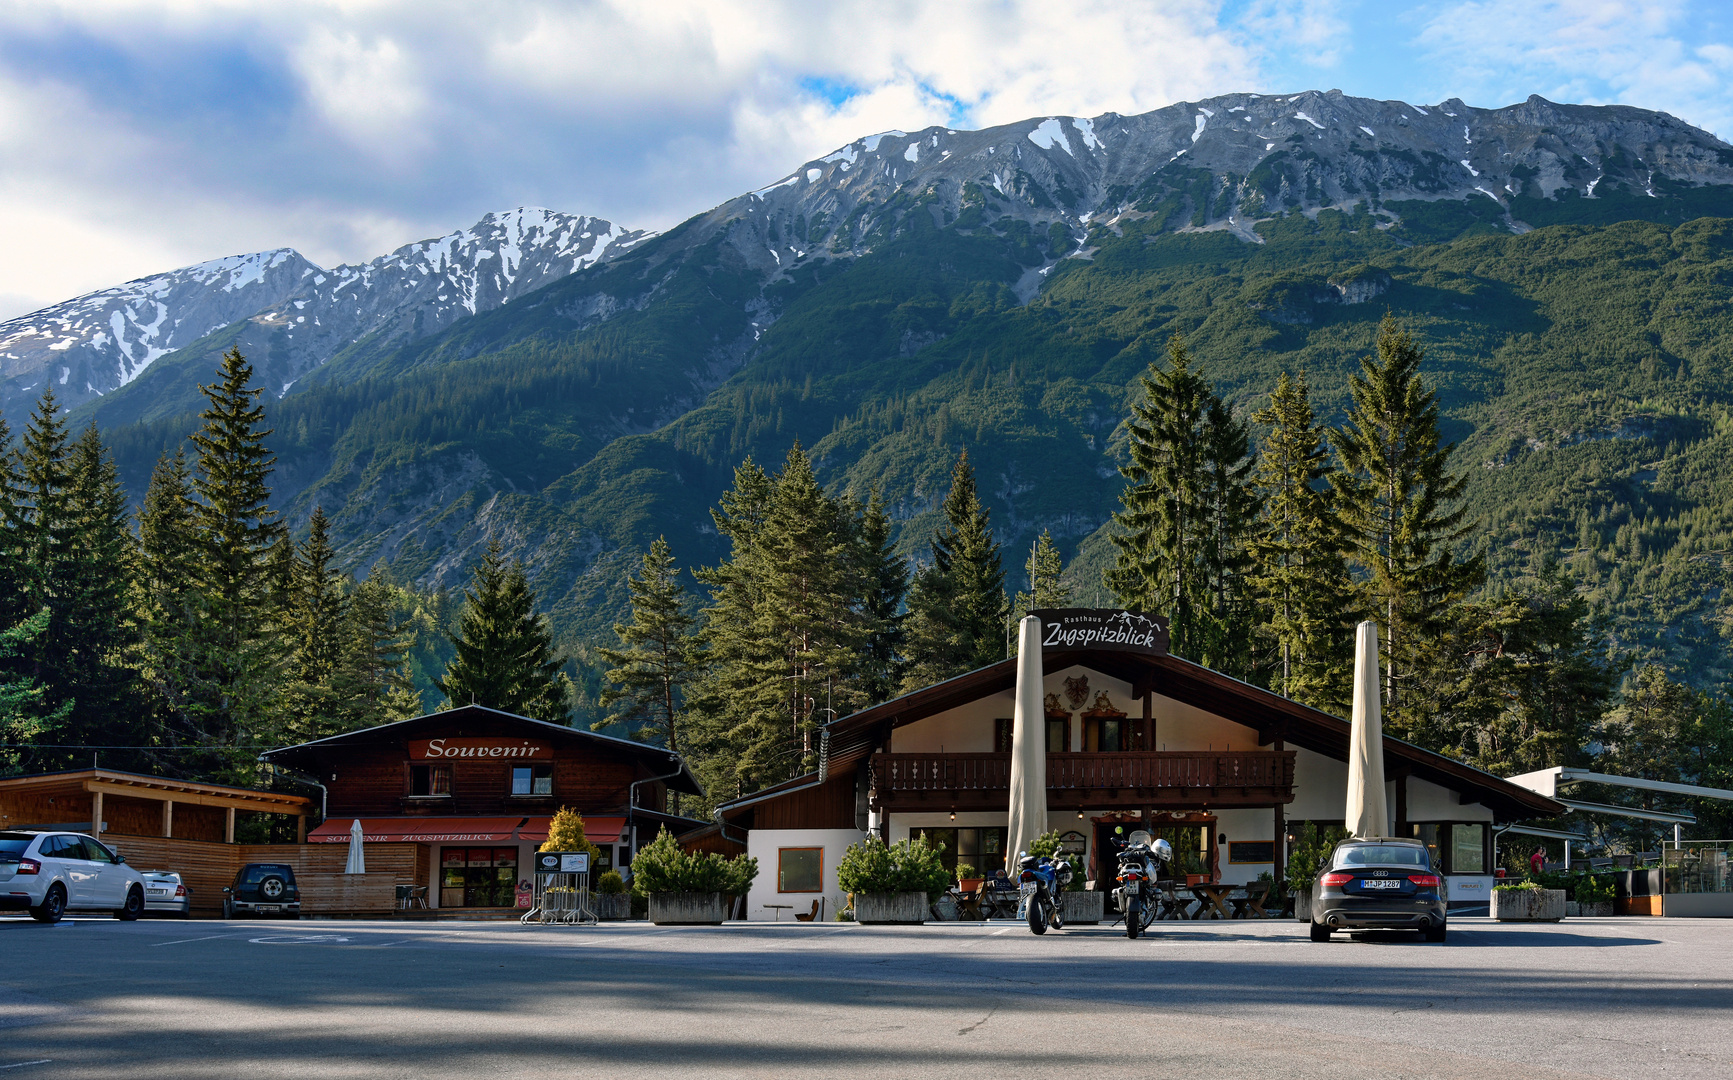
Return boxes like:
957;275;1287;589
0;769;312;844
105;834;430;915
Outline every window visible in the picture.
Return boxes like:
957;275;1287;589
1046;717;1069;753
1450;823;1487;874
779;848;823;892
910;827;1008;877
1229;841;1275;864
1099;718;1123;752
1334;844;1428;868
78;838;115;863
409;764;451;797
510;765;553;796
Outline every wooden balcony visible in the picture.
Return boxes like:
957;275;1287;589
869;751;1296;811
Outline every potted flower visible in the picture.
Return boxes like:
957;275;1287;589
1283;822;1348;922
1573;874;1614;918
632;830;759;925
593;870;631;920
837;834;949;923
1031;830;1102;924
1493;879;1565;921
956;863;983;894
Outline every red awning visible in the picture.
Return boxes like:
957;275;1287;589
517;816;625;845
306;817;526;844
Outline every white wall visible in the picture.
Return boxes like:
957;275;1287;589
743;828;867;922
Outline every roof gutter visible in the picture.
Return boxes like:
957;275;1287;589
263;762;327;823
627;760;686;848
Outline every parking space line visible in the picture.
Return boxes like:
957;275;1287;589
0;1061;52;1070
148;934;236;947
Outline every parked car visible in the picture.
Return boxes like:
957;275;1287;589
1310;836;1448;942
223;863;300;919
0;830;147;923
140;871;192;917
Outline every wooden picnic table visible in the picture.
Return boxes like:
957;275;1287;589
1186;883;1236;920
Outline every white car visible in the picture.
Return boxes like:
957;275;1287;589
140;871;192;917
0;830;148;923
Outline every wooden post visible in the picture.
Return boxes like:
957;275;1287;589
1142;690;1154;752
1273;735;1286;881
224;807;236;844
296;814;306;844
162;799;173;838
90;789;103;838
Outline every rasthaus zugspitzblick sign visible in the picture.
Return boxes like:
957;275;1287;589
1030;609;1169;655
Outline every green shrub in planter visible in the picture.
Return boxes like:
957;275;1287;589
1493;879;1544;893
837;834;951;902
630;830;758;896
1576;875;1614;904
596;870;626;895
956;862;977;882
1029;830;1085;890
1284;822;1349;894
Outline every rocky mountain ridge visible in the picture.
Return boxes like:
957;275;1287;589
0;207;650;422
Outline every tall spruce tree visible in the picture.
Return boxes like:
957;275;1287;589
437;540;570;721
1013;529;1070;618
1108;335;1256;672
1249;372;1354;710
902;451;1007;690
1330;316;1484;729
137;449;204;764
282;507;349;742
336;565;423;726
597;537;697;760
854;488;908;705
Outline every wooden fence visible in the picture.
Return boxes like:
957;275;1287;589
105;834;426;915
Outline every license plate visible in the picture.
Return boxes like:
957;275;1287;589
1019;882;1036;896
1361;879;1401;890
148;890;170;896
256;904;281;912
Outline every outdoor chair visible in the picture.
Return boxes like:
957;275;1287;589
794;897;826;922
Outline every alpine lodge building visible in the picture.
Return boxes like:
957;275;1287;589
719;610;1564;921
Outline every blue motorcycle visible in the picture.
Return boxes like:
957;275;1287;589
1017;852;1074;935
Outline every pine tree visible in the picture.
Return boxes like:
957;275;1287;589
1330;316;1485;729
1249;372;1353;710
1012;529;1070;622
282;507;349;742
336;565;424;726
597;537;697;758
855;488;908;703
137;450;204;764
902;451;1007;690
1108;335;1256;671
437;540;570;721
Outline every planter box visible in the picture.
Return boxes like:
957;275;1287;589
1576;901;1612;918
1060;890;1104;925
593;893;633;921
854;891;928;924
648;892;728;925
1292;891;1313;922
1493;888;1566;922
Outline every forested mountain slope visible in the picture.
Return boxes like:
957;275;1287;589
85;91;1733;681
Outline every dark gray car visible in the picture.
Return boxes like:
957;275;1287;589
1310;837;1448;942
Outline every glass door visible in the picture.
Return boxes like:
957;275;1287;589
440;848;466;908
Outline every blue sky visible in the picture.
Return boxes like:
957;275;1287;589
3;1;1731;319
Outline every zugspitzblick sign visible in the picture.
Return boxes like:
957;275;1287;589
1031;609;1169;655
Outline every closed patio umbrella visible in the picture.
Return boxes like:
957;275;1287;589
1345;620;1388;838
1006;615;1047;866
345;818;366;875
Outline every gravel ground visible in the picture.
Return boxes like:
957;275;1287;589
1;912;1728;1079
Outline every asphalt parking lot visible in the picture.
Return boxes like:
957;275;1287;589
1;913;1728;1079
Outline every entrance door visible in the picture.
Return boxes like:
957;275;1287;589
460;847;517;907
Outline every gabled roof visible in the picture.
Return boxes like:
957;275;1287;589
257;704;703;796
0;768;313;814
809;649;1564;822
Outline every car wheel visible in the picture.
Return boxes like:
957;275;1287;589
1309;920;1331;942
31;883;67;924
1424;922;1447;943
116;885;144;921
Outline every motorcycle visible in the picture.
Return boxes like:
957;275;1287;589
1116;831;1172;939
1017;851;1074;935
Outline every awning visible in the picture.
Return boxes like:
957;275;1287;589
517;816;625;845
306;817;526;844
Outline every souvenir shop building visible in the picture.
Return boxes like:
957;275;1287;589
260;705;705;911
718;610;1565;921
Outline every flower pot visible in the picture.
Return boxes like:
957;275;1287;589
1292;890;1313;922
958;878;984;893
1578;901;1613;918
648;891;728;925
594;893;633;921
1060;890;1104;925
854;891;928;924
1492;888;1566;922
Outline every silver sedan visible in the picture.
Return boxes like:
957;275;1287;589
140;871;191;917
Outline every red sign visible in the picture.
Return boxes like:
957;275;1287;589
408;737;552;761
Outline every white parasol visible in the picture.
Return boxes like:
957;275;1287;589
344;818;366;875
1345;620;1389;838
1006;615;1047;866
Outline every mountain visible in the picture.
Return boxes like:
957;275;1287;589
0;208;651;424
76;91;1733;681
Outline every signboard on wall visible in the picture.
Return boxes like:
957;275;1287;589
1031;609;1169;655
408;738;552;760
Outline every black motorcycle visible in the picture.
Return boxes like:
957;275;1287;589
1116;835;1172;939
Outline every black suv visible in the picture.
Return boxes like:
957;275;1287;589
223;863;301;919
1310;837;1447;943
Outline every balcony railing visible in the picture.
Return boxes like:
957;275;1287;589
870;751;1295;810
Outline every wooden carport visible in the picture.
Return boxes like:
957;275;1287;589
0;768;312;843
